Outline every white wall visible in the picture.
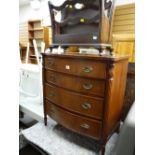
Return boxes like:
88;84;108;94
19;0;135;23
116;0;135;6
19;0;49;23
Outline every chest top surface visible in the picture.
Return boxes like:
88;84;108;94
42;52;129;62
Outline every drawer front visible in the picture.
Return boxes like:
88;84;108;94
45;70;105;97
46;100;102;139
45;84;103;120
44;57;106;79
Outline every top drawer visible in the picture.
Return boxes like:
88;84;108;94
44;57;107;79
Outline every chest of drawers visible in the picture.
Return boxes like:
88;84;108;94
42;53;129;155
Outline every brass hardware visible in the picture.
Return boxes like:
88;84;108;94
82;102;91;110
83;83;93;90
80;18;85;23
83;66;93;73
48;92;55;97
69;5;73;9
49;75;56;82
80;124;90;129
50;109;55;114
47;61;54;67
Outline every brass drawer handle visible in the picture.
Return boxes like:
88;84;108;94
47;61;54;67
82;102;91;110
48;92;55;97
49;75;57;82
83;66;93;73
83;83;93;90
50;109;55;114
80;124;90;129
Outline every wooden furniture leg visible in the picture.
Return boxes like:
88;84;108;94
99;145;106;155
44;115;47;126
99;139;106;155
101;145;106;155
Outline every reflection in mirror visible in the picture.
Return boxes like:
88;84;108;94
75;3;85;10
54;10;62;22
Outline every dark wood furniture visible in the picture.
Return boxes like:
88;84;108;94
42;53;129;155
48;0;116;49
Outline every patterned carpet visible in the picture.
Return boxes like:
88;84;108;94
21;118;118;155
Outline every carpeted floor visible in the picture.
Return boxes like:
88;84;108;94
21;118;118;155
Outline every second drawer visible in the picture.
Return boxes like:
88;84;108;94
45;70;105;97
45;83;104;120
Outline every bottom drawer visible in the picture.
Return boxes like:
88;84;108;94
46;100;102;139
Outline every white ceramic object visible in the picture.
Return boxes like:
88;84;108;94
52;46;64;54
79;48;99;55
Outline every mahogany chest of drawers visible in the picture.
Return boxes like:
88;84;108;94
42;53;129;155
